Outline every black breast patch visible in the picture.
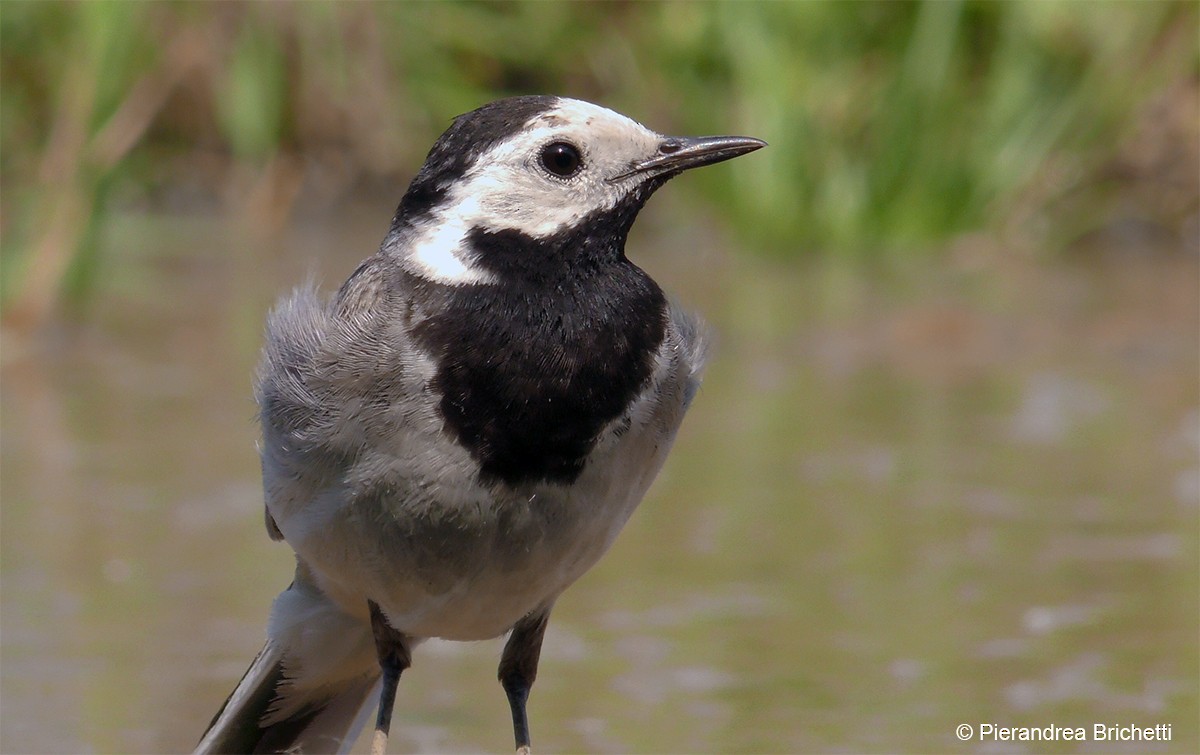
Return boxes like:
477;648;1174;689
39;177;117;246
412;223;668;488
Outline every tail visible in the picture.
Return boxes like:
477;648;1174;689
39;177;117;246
197;572;381;754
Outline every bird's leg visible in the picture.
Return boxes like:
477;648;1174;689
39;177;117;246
368;600;411;755
498;608;552;755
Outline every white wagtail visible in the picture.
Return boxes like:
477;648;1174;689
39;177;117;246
196;95;764;755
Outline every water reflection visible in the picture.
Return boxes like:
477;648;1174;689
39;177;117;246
1;209;1196;753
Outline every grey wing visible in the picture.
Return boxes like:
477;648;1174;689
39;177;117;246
612;301;711;467
666;301;713;410
253;256;418;540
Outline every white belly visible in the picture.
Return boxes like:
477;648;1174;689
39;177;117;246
273;380;684;641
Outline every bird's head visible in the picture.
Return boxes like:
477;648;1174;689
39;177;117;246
386;96;765;285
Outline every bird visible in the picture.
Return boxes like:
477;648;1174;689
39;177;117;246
195;94;764;755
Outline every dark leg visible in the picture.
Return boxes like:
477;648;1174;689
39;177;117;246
498;608;552;755
369;600;411;755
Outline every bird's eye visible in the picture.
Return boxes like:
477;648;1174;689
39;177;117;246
540;142;582;178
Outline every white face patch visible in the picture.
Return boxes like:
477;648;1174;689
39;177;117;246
461;100;663;237
405;206;497;285
400;98;665;285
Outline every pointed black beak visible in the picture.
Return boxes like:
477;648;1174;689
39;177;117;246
613;135;767;182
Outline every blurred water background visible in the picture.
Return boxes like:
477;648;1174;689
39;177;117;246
1;2;1197;753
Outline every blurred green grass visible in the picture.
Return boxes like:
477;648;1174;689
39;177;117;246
1;1;1196;323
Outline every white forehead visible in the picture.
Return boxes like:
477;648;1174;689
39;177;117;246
483;98;661;165
403;98;664;285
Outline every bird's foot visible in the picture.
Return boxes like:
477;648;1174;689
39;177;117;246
371;728;389;755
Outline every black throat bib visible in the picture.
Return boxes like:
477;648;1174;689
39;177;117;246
413;210;668;488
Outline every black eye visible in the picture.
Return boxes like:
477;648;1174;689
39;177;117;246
540;142;582;177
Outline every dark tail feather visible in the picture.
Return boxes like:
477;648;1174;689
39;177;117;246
196;576;382;754
196;640;380;754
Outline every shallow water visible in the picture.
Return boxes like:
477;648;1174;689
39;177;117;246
1;206;1197;753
